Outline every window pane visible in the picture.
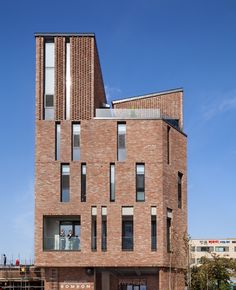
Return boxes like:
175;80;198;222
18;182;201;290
118;123;126;161
81;164;86;202
45;42;55;67
45;68;55;95
56;124;60;160
45;94;54;107
61;165;70;202
73;124;80;161
110;164;115;201
136;164;145;201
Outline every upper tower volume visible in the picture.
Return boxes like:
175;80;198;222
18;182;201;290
35;33;106;121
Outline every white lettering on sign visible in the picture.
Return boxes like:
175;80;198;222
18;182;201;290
60;282;93;289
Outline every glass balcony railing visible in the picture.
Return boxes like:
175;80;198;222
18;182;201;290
96;108;161;119
44;235;80;251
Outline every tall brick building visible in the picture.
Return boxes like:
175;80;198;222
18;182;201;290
35;33;187;290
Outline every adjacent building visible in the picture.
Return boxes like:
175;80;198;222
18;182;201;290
190;238;236;266
35;33;187;290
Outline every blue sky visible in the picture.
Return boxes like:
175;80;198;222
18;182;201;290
0;0;236;261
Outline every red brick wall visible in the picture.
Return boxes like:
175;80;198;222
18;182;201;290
35;36;44;120
112;90;183;129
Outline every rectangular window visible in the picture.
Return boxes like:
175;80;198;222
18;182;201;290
110;163;115;201
101;207;107;251
59;221;80;251
72;123;80;161
167;208;172;253
178;172;183;209
65;41;71;120
55;123;61;160
167;126;170;164
196;246;214;252
44;41;55;120
91;207;97;251
215;246;229;252
151;215;157;251
117;123;126;161
61;164;70;202
122;216;133;251
136;164;145;201
81;163;86;202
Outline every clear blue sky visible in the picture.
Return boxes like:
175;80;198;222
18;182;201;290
0;0;236;261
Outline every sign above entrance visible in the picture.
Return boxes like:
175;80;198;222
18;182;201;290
60;282;94;289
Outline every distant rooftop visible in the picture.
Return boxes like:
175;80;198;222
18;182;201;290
112;88;183;105
34;32;95;37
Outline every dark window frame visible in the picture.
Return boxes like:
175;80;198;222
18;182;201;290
91;215;97;251
110;163;115;202
122;216;133;251
117;122;126;161
71;122;80;161
101;215;107;251
136;163;145;202
81;163;86;202
60;163;70;202
167;126;170;164
151;215;157;251
178;172;183;209
55;122;60;161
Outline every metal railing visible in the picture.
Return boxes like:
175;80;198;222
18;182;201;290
44;235;80;251
96;108;162;119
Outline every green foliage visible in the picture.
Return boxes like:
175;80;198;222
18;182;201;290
190;254;236;290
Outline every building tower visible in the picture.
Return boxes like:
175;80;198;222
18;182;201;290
35;33;187;290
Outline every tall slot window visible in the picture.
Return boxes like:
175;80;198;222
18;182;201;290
167;208;172;253
55;123;61;160
136;164;145;201
61;164;70;202
151;207;157;251
117;123;126;161
81;163;86;202
72;123;80;161
44;41;55;120
122;207;134;251
65;41;71;120
178;172;183;209
101;207;107;251
91;207;97;251
110;163;115;201
167;126;170;164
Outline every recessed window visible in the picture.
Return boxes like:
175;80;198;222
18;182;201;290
122;207;133;251
167;208;172;253
101;207;107;251
136;164;145;201
72;123;80;161
151;213;157;251
44;42;55;120
91;207;97;251
110;163;115;201
196;246;214;252
167;126;170;164
117;123;126;161
61;164;70;202
178;172;183;209
215;246;229;252
81;163;86;202
55;123;61;160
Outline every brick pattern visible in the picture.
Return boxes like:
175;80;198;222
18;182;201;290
55;37;65;120
35;36;44;120
71;36;93;120
113;91;183;128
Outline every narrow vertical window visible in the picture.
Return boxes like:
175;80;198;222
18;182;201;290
167;126;170;164
178;172;183;209
122;207;134;251
167;208;172;253
136;164;145;201
72;123;80;161
117;123;126;161
151;207;157;251
66;41;71;120
44;41;55;120
110;163;115;201
55;123;61;160
101;207;107;251
91;207;97;251
81;163;86;202
61;164;70;202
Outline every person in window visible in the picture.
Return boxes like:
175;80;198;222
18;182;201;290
67;230;73;250
60;229;66;250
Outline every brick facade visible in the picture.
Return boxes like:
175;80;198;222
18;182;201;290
35;33;187;290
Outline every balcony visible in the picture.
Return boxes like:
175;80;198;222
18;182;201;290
43;216;80;251
95;109;180;129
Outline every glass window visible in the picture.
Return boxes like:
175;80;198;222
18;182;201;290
44;42;55;120
72;124;80;160
167;208;172;253
151;215;157;250
56;123;60;160
101;212;107;251
110;164;115;201
81;164;86;202
215;246;229;252
61;164;70;202
91;214;97;251
66;42;71;120
118;123;126;161
136;164;145;201
122;217;133;251
178;172;183;209
167;126;170;164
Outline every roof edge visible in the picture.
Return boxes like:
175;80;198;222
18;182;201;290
112;88;183;105
34;32;95;37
